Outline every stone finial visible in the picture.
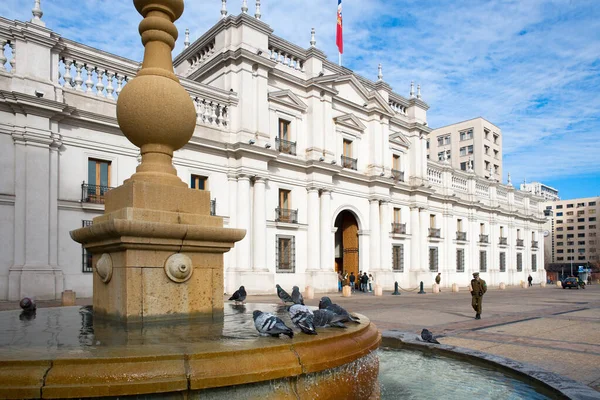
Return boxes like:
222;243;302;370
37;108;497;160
116;0;196;187
184;28;190;49
255;0;261;19
221;0;228;18
377;64;383;82
468;158;474;172
410;81;415;98
31;0;44;26
242;0;248;13
310;28;316;47
417;84;422;99
507;172;512;186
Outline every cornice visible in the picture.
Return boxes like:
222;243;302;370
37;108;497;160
0;90;70;118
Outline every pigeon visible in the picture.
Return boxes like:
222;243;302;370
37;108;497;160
291;286;305;305
313;309;347;328
318;296;360;323
228;286;247;305
19;297;36;313
421;329;440;344
289;304;317;335
276;284;294;304
252;310;294;338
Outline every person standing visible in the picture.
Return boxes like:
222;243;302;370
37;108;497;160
368;273;373;292
469;272;487;319
337;271;344;292
527;274;533;287
435;273;441;292
361;272;368;292
349;272;356;293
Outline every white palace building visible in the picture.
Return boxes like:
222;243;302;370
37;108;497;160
0;2;546;300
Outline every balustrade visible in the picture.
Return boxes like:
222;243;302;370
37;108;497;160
451;175;468;193
81;182;113;204
479;234;489;243
532;240;538;248
499;237;508;245
388;100;407;115
428;228;441;238
276;207;298;224
341;155;357;170
0;39;15;72
456;231;467;241
516;239;524;247
191;96;229;128
275;137;296;155
391;223;406;234
269;46;304;71
497;187;508;202
427;165;443;186
476;182;489;197
185;39;216;74
391;169;404;182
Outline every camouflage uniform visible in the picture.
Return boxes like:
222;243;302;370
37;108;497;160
470;273;487;319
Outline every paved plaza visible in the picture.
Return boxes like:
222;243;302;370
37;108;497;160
1;284;599;392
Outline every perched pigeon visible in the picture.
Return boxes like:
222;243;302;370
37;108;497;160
291;286;305;305
318;296;360;323
253;310;294;338
228;286;247;304
421;329;440;344
276;284;294;304
19;297;36;313
313;309;347;328
289;304;317;335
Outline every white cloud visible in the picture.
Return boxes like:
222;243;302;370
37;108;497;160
1;0;598;189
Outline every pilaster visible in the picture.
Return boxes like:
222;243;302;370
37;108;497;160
369;198;381;271
306;186;320;271
252;176;267;271
319;189;332;271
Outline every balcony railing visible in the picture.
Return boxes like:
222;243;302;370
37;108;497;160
341;155;357;170
276;207;298;224
275;137;296;156
499;237;508;245
532;240;538;249
210;199;216;216
428;228;441;238
391;169;405;182
456;231;467;241
81;182;113;204
516;239;524;247
479;234;489;243
391;223;407;234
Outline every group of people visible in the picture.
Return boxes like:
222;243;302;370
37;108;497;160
337;271;373;293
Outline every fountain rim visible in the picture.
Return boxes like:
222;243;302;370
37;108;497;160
0;310;380;399
381;330;598;400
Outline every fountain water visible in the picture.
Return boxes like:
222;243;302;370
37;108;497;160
0;1;381;398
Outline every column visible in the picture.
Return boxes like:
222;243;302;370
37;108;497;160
306;187;320;271
410;206;420;271
420;208;430;272
252;177;267;271
227;173;238;269
379;201;391;271
369;199;381;271
236;175;251;270
319;190;331;271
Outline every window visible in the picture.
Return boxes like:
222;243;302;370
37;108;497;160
556;205;563;209
457;219;463;231
429;247;439;272
516;253;523;272
278;119;290;141
437;150;451;161
578;226;585;230
567;211;573;216
279;189;291;210
532;254;537;272
499;252;506;272
479;251;487;272
191;174;207;190
456;249;465;272
557;235;563;239
567;227;574;231
567;241;574;246
577;210;585;217
567;249;574;253
484;128;490;140
577;202;585;208
426;140;430;149
484;145;490;155
557;242;563;246
567;204;574;208
81;220;93;273
567;234;574;238
393;208;401;223
578;241;586;245
556;212;563;216
590;225;597;229
590;217;597;222
480;223;485;234
517;229;521;239
343;139;352;157
556;227;563;231
392;154;401;171
437;135;450;146
86;158;111;202
557;257;564;261
578;233;585;238
590;201;596;206
276;235;295;272
590;240;597;245
494;165;499;174
590;209;597;214
485;160;490;170
460;162;468;171
460;145;474;156
557;220;563;224
592;233;598;237
500;226;505;237
493;134;499;144
567;219;574;223
578;256;586;260
493;149;499;159
459;129;473;141
392;244;404;272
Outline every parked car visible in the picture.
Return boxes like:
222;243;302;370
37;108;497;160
562;278;579;289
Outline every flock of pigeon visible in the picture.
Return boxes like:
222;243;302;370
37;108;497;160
228;284;360;339
227;285;441;344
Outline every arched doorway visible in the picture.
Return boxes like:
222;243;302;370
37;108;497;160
334;210;359;283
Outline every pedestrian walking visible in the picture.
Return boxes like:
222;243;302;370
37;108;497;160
435;273;441;292
349;272;356;293
368;273;373;292
469;272;487;320
527;274;533;287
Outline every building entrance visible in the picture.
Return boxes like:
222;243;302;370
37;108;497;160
334;211;359;285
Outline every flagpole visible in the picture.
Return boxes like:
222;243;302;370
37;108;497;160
339;52;342;67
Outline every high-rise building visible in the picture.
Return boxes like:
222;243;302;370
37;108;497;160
521;182;559;201
544;197;600;265
428;118;502;180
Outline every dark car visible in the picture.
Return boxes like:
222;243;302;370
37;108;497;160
562;278;579;289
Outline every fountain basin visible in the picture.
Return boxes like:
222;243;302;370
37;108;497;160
0;304;380;399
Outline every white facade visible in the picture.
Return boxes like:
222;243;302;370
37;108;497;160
521;182;560;202
0;6;547;300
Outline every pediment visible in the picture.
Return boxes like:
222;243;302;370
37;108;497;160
316;74;394;116
390;131;411;148
334;113;367;132
268;90;307;112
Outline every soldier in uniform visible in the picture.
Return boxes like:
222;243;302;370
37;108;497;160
469;272;487;319
435;273;441;292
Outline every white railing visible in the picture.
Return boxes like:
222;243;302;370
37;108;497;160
268;37;306;72
476;182;489;197
0;38;15;73
185;38;216;75
514;193;524;205
452;175;468;193
191;96;229;128
497;187;508;202
389;100;407;115
427;165;443;186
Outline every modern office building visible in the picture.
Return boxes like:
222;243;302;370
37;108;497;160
428;118;503;180
521;182;560;202
544;197;600;265
0;3;546;300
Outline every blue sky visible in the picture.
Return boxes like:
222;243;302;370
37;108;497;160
1;0;598;200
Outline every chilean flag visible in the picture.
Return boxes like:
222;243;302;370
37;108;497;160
336;0;343;54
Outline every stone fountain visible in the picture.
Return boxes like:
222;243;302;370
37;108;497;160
0;0;380;398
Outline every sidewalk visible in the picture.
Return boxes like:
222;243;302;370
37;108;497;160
2;284;599;392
